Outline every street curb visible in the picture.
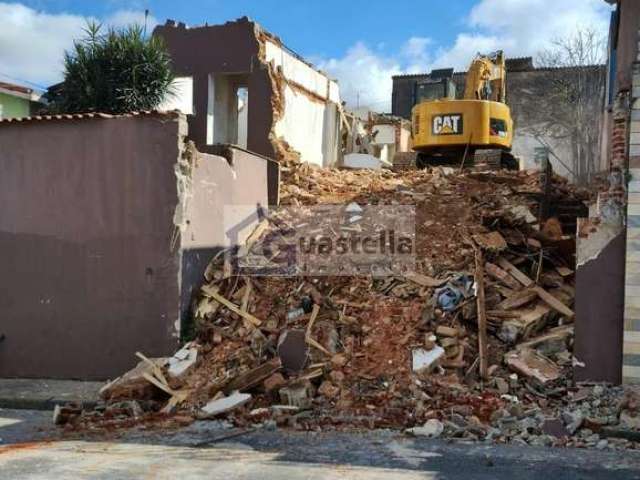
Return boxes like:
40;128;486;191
0;398;97;411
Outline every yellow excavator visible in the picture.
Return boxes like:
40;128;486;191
401;50;517;169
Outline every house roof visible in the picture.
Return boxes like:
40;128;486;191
0;81;42;102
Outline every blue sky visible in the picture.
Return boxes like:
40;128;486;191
13;0;474;60
0;0;613;110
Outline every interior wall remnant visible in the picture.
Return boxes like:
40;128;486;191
154;17;342;169
574;218;625;384
179;145;273;335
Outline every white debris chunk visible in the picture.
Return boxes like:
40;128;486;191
167;342;198;379
345;202;363;214
407;419;444;438
201;391;252;417
412;347;445;374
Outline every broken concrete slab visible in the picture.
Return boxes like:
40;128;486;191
407;419;444;438
201;391;252;417
504;348;561;384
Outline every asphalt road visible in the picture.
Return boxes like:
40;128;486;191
2;408;640;479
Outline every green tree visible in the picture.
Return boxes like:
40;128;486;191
51;22;174;114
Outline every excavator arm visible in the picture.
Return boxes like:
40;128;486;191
463;50;506;103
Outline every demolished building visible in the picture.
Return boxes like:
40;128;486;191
155;17;342;175
343;111;412;169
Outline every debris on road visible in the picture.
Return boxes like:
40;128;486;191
57;163;640;451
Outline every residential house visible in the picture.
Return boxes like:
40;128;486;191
0;81;42;119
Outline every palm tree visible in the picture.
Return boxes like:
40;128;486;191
50;22;174;114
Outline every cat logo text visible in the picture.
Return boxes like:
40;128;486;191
432;114;463;135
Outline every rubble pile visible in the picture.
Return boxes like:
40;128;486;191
58;164;640;449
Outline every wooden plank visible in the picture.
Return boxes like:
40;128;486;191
306;304;320;339
241;279;253;313
307;336;332;356
515;325;574;351
202;285;262;326
136;351;169;387
533;286;575;320
475;249;489;380
497;288;538;310
497;257;534;287
404;272;446;288
142;372;175;396
555;266;574;277
485;262;521;290
224;358;282;394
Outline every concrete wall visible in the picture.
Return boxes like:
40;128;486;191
178;144;272;337
0;113;272;380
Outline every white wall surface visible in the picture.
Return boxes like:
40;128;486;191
264;40;340;103
372;124;396;145
159;77;194;115
265;39;341;167
274;83;326;166
512;132;573;179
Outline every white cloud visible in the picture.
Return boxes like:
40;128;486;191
319;0;613;111
317;42;404;112
0;3;158;88
104;10;158;30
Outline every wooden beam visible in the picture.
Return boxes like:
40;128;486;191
306;304;320;339
475;249;489;380
497;257;534;287
403;272;446;288
497;288;538;310
533;286;575;320
485;262;522;290
202;285;262;326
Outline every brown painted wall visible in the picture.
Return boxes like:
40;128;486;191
574;231;625;384
615;0;640;92
0;113;185;379
0;114;274;380
154;18;277;162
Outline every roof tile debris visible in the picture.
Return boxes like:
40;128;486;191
0;109;182;125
